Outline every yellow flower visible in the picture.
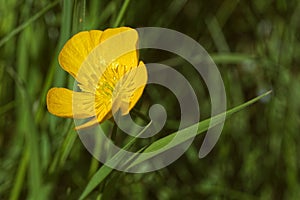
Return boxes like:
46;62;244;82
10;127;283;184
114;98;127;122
46;27;147;129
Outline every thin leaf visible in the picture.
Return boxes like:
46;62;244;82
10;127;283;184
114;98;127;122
79;122;152;200
112;0;131;27
128;90;272;167
79;91;271;199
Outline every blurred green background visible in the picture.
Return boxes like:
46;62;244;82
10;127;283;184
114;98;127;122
1;0;299;199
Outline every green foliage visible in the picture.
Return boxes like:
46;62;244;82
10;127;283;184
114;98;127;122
0;0;298;199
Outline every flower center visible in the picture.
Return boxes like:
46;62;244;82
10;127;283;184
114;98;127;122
95;61;134;114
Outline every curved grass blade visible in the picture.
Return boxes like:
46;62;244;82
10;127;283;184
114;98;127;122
79;91;271;199
128;91;271;168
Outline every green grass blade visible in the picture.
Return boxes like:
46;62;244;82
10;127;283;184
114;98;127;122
79;122;152;199
59;128;78;167
9;147;29;200
161;53;254;68
206;16;230;52
48;120;73;173
0;0;59;48
155;0;188;27
72;0;86;32
86;0;115;29
112;0;131;27
128;91;271;167
79;91;271;199
35;0;73;124
79;165;112;200
0;101;15;116
211;53;254;64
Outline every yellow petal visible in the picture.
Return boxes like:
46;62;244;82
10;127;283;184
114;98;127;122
127;61;147;112
69;27;139;94
74;117;98;130
47;87;95;118
74;92;113;129
100;27;139;69
111;61;147;115
59;30;103;78
75;112;112;130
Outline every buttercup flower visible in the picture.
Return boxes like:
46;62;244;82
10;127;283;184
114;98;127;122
47;27;147;129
